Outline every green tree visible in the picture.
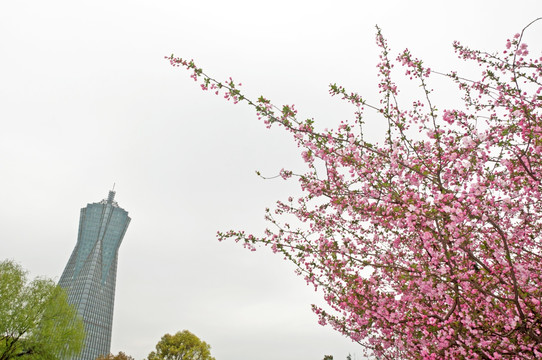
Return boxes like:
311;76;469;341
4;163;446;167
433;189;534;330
96;352;135;360
0;259;85;360
148;330;215;360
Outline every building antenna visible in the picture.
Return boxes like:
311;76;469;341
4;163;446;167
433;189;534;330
112;182;116;191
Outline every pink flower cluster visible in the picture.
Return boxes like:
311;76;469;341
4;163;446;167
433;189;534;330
168;20;542;359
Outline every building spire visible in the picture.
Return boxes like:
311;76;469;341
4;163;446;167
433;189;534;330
107;189;116;204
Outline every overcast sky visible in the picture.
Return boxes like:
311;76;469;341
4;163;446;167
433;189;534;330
2;1;541;360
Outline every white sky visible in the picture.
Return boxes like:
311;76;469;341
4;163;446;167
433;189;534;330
1;1;541;359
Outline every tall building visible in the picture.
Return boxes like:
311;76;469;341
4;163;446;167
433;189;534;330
59;190;131;360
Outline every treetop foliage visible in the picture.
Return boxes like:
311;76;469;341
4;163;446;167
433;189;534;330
96;351;136;360
0;259;85;360
148;330;215;360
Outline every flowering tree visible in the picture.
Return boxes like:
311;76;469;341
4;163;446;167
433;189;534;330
167;19;542;359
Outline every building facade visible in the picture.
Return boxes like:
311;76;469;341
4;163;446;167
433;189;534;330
59;190;131;360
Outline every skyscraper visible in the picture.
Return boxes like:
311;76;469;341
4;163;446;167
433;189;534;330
59;190;131;360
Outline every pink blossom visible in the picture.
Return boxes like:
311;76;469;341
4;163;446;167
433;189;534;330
168;21;542;359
